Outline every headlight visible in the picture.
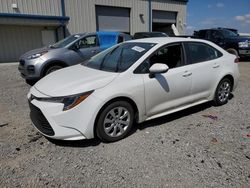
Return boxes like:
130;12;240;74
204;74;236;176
32;91;94;111
27;51;48;59
238;41;249;48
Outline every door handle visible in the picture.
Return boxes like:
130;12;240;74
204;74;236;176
182;71;192;77
213;64;220;68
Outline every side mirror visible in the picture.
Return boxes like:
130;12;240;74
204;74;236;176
149;63;169;78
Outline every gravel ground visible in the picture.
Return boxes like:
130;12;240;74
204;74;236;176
0;62;250;188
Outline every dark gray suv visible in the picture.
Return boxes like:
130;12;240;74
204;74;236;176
18;32;132;82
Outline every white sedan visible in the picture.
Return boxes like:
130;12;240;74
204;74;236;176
28;37;239;142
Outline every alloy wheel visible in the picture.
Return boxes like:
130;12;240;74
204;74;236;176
103;107;131;137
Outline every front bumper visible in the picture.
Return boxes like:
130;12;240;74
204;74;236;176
27;89;103;140
239;49;250;57
18;58;43;80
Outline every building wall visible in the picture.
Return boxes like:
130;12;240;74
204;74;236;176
152;0;187;34
64;0;187;35
0;0;187;62
0;25;43;62
0;0;62;16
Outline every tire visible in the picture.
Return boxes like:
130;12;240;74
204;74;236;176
226;48;239;57
96;101;134;142
25;79;37;86
213;78;232;106
45;65;63;75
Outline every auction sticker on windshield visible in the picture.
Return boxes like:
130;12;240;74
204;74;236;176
132;46;146;52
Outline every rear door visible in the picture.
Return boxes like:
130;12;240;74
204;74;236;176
183;42;223;102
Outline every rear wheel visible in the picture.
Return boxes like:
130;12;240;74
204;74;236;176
213;78;232;106
96;101;134;142
226;48;239;57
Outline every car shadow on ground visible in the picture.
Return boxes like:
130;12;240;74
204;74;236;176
48;94;234;147
46;137;101;148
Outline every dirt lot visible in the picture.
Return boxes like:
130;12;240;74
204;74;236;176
0;62;250;187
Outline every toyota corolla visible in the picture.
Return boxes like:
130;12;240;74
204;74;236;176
28;38;239;142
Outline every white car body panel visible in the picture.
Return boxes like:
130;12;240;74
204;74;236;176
143;65;192;117
27;37;239;140
34;65;118;97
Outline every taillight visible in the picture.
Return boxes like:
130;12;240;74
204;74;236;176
234;58;239;63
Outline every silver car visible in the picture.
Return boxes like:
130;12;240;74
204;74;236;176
18;32;132;83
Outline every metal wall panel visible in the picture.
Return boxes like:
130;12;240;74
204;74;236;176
153;10;177;24
0;0;62;16
64;0;148;35
64;0;186;35
152;0;187;34
0;25;43;62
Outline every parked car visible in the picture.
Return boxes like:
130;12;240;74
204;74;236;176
18;32;132;82
193;28;250;58
28;37;239;142
133;32;168;39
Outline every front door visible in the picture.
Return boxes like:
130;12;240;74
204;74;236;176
136;43;192;118
72;35;101;64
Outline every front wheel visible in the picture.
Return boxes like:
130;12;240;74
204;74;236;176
45;65;63;75
96;101;134;142
213;78;232;106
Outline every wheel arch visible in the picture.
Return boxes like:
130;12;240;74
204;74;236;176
93;96;139;138
41;60;68;77
221;74;234;92
211;73;235;101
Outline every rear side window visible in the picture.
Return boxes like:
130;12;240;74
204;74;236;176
184;42;223;64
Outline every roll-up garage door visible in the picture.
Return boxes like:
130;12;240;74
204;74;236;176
153;10;177;24
152;10;177;36
96;6;130;34
0;25;43;62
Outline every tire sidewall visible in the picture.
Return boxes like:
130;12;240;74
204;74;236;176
214;78;231;106
226;48;239;57
96;101;134;142
45;65;63;75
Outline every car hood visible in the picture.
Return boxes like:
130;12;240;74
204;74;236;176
34;64;118;97
20;46;65;59
20;47;50;59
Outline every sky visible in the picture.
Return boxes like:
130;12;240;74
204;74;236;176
186;0;250;35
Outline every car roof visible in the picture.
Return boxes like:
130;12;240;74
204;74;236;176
126;37;208;45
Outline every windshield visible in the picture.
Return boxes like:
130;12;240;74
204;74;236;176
221;30;238;37
51;34;82;48
83;42;156;72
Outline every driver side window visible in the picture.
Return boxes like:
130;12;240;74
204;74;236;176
77;35;97;49
134;43;183;74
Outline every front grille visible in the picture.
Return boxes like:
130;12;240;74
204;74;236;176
29;101;55;136
19;59;25;66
